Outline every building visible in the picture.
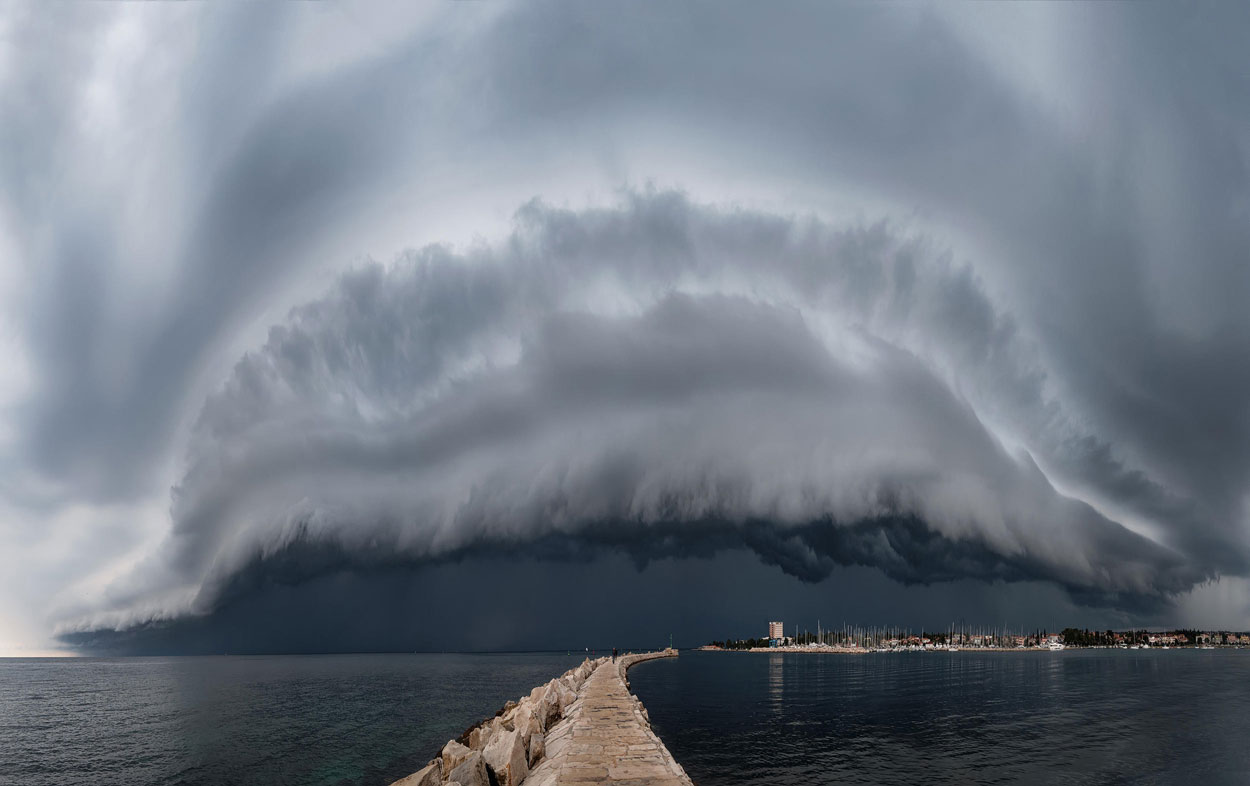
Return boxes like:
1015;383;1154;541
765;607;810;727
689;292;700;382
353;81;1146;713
768;621;784;641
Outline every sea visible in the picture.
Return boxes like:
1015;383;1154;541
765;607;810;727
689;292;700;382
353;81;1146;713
629;648;1250;785
3;649;1250;786
0;652;589;786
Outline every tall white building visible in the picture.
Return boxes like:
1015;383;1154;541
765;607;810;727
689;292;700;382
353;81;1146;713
769;621;784;640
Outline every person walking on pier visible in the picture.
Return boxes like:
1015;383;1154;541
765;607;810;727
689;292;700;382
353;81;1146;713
612;647;618;662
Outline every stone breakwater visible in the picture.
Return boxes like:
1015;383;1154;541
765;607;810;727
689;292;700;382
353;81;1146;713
390;650;690;786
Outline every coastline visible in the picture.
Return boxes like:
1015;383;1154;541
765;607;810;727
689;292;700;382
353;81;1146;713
698;645;1248;654
391;649;688;786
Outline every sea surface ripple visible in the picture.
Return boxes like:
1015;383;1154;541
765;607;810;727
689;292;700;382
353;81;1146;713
628;649;1250;785
0;652;587;786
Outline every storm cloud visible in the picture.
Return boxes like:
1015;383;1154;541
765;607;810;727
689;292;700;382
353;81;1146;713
1;2;1248;653
60;193;1220;635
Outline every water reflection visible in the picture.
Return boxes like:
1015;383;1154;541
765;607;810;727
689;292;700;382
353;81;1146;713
631;649;1250;786
768;653;784;715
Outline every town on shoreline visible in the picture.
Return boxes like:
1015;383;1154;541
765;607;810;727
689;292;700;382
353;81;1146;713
701;621;1250;653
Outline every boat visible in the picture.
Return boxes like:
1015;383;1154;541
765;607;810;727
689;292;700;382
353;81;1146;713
1047;641;1066;651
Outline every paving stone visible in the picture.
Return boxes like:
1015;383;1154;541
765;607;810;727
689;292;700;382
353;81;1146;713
530;651;693;786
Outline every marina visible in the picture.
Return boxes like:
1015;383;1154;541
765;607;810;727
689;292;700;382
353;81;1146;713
704;622;1250;653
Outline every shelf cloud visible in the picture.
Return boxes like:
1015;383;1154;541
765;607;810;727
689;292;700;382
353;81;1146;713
59;193;1222;640
1;2;1248;653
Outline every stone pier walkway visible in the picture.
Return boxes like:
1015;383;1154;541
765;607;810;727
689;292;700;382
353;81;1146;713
525;650;692;786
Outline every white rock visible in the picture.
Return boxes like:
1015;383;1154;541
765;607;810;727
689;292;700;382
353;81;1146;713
483;727;529;786
538;695;559;730
389;759;442;786
557;683;576;713
510;703;534;747
527;730;545;766
539;685;562;728
448;751;491;786
505;698;529;721
441;740;472;773
543;727;569;760
469;718;499;751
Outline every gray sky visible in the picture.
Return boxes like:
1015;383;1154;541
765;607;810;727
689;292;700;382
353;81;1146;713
2;2;1249;655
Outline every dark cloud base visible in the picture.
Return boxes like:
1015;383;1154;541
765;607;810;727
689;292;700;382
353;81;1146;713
63;515;1172;655
60;548;1137;657
188;514;1191;620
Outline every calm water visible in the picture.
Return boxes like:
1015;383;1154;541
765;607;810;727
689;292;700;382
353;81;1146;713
7;650;1250;786
0;652;590;786
629;649;1250;785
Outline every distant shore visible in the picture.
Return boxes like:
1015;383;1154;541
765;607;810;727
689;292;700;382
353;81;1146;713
697;644;1250;654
